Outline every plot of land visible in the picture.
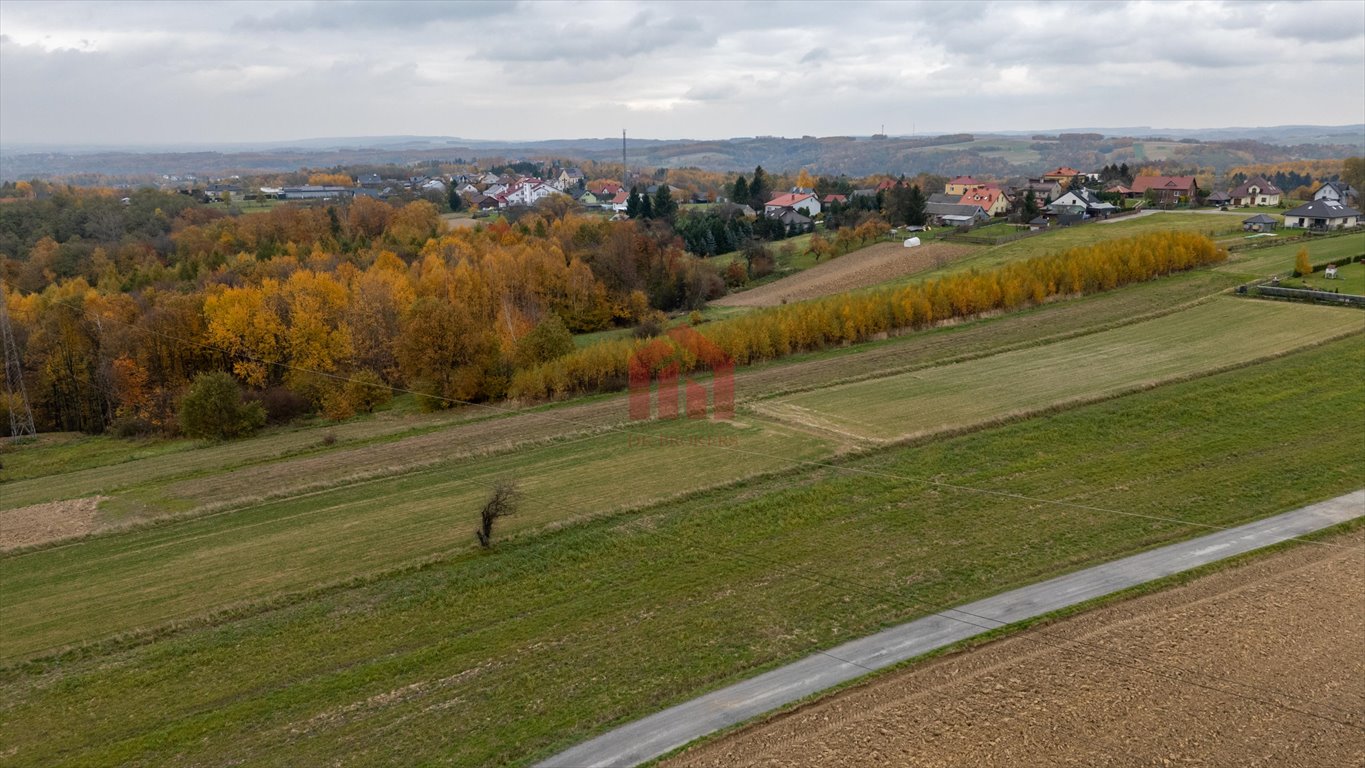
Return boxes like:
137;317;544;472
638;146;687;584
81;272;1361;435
1217;232;1365;279
0;339;1360;767
0;414;831;660
666;529;1365;768
712;242;974;307
758;297;1364;443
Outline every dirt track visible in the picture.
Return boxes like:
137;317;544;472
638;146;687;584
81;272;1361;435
666;530;1365;768
712;242;973;307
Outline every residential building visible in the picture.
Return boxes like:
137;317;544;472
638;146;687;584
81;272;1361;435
279;185;353;200
1227;176;1282;207
764;192;820;217
821;194;848;205
925;202;990;227
1313;181;1359;205
1041;166;1083;185
1281;200;1361;230
1048;188;1117;218
945;176;986;196
1242;214;1278;231
958;185;1010;216
1130;176;1199;205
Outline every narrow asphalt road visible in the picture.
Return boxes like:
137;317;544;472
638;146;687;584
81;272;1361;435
536;490;1365;768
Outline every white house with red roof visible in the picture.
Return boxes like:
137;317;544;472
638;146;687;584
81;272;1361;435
764;192;821;217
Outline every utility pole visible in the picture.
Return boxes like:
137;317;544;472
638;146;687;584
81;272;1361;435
1;285;36;440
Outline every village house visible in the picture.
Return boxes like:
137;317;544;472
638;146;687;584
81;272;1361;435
772;208;814;232
1281;199;1362;230
764;192;821;217
1130;175;1199;205
944;176;986;196
821;193;847;205
1018;178;1063;202
1227;176;1282;207
1041;166;1083;185
925;202;990;227
1048;188;1117;219
1204;190;1231;207
1242;213;1278;231
958;185;1010;217
1313;181;1359;206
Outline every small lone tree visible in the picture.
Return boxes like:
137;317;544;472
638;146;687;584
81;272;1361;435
475;479;522;548
1294;246;1312;277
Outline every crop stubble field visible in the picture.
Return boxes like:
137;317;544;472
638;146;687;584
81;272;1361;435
666;529;1365;768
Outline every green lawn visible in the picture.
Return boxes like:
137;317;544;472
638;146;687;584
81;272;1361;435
1281;260;1365;295
206;199;280;215
1;338;1360;767
764;297;1363;442
1217;231;1365;279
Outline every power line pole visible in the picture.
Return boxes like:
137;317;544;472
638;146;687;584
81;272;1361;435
1;285;36;440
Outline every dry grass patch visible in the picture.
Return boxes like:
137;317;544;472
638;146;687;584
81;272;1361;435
713;242;974;307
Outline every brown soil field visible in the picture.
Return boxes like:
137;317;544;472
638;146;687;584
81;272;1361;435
712;242;974;307
0;496;106;550
666;531;1365;768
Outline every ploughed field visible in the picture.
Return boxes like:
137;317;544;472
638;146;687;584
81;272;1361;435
666;528;1365;768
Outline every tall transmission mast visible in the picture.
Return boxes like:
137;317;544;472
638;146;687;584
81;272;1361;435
622;128;627;184
1;285;36;440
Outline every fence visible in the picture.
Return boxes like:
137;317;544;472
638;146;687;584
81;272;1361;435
1248;285;1365;307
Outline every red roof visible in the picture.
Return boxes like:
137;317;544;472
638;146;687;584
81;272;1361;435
822;194;847;203
1130;175;1197;193
948;176;983;185
766;192;817;208
959;187;1003;209
1043;166;1081;178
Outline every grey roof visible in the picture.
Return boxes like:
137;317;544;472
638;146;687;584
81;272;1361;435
926;202;987;217
1205;191;1231;201
774;209;813;225
1283;199;1362;218
927;193;962;205
1054;188;1113;208
1242;214;1278;224
1317;181;1358;197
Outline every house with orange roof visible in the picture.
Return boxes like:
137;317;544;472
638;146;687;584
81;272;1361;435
1041;166;1083;184
958;185;1010;216
945;176;986;196
764;192;820;217
1130;175;1199;205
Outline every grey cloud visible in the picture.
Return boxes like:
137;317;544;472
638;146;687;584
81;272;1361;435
476;11;712;63
235;0;516;33
800;47;829;64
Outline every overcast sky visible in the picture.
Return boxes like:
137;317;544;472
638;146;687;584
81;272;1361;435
2;0;1363;146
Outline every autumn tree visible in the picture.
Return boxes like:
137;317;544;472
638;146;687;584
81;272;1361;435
1294;246;1312;277
1343;157;1365;195
514;313;574;368
308;172;354;187
795;168;816;190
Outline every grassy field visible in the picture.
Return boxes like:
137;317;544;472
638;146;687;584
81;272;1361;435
874;213;1247;290
0;414;832;659
761;297;1363;442
206;199;281;215
1217;231;1365;279
1;338;1360;767
1281;260;1365;295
